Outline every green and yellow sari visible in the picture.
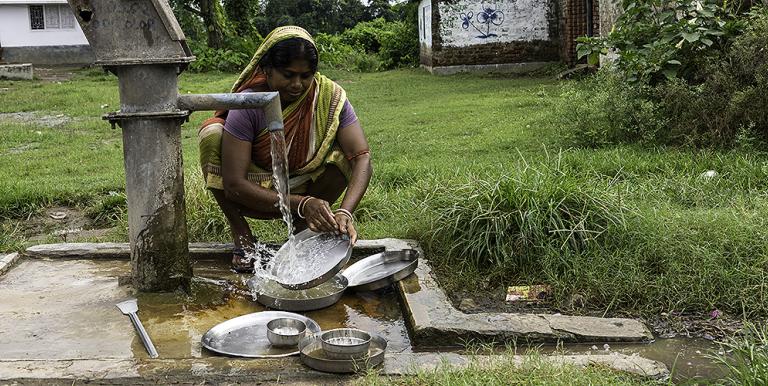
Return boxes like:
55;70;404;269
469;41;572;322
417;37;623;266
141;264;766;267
198;26;350;193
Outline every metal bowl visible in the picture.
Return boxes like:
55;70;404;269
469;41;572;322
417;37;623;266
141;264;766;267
320;328;371;360
248;274;348;312
266;317;307;347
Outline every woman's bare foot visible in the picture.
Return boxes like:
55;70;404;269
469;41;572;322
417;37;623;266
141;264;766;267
231;248;253;273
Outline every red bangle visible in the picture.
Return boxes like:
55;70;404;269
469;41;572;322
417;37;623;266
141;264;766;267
346;149;370;161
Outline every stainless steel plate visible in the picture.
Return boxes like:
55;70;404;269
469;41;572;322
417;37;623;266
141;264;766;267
342;250;419;291
247;274;348;312
299;333;387;373
272;229;352;290
201;311;321;358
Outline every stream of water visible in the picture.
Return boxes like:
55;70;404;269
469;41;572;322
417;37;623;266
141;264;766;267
246;129;337;296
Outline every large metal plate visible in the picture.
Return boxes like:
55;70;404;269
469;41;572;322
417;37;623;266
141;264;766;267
201;311;321;358
271;229;351;290
342;250;419;291
298;333;387;373
247;274;348;312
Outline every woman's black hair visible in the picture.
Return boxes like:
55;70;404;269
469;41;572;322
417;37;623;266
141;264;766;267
259;37;318;73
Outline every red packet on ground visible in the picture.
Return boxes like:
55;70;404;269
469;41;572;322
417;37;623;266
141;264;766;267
506;285;550;302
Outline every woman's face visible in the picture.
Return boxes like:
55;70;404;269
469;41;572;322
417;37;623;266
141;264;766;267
266;59;314;105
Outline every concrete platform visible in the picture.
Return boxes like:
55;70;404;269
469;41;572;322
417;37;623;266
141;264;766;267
3;241;665;382
24;240;654;346
0;64;33;80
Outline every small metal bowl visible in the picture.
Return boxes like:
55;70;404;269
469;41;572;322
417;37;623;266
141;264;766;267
266;317;307;347
320;328;371;360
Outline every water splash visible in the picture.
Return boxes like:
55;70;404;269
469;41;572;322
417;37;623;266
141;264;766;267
240;130;295;293
244;130;348;299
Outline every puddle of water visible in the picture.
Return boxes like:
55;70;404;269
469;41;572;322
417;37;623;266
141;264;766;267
0;258;411;361
135;259;412;358
527;338;726;382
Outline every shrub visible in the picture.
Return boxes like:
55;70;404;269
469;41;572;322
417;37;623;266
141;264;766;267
424;159;629;275
188;35;262;73
340;18;389;53
339;18;419;69
552;71;667;147
562;7;768;149
576;0;746;84
377;21;419;68
315;33;382;72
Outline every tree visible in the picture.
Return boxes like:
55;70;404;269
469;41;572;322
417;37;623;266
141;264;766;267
366;0;393;21
223;0;259;37
171;0;228;49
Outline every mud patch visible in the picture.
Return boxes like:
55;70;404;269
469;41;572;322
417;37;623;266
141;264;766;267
0;112;72;127
438;273;747;341
34;67;79;82
647;312;746;340
19;206;114;243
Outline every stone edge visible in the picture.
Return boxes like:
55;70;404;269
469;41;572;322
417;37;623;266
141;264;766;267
24;242;386;260
0;252;20;277
0;352;668;382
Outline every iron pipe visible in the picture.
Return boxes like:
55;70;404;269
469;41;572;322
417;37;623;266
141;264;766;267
178;92;284;131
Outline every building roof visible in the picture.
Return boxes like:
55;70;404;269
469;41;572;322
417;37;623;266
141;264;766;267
0;0;68;4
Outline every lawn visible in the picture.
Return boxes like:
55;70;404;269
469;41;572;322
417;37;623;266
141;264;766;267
1;67;767;321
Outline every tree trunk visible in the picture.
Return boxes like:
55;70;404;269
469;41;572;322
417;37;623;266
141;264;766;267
198;0;225;49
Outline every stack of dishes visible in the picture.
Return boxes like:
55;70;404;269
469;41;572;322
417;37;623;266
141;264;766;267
298;328;387;373
247;231;420;312
202;312;386;373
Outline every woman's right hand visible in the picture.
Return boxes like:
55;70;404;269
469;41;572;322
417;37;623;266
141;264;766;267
302;197;338;233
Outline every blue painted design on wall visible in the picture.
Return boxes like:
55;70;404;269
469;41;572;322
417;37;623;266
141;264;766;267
460;5;505;39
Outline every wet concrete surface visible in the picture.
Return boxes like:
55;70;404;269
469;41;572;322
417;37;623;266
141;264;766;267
541;338;726;382
0;242;723;382
0;257;411;361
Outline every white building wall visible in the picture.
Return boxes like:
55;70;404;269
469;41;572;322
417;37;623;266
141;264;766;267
438;0;551;48
418;0;432;48
0;4;88;47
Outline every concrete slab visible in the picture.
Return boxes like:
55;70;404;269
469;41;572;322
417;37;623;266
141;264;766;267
22;240;654;346
0;63;33;80
0;258;411;361
0;244;668;383
25;241;389;260
0;252;20;276
0;352;668;383
394;251;654;345
383;352;668;379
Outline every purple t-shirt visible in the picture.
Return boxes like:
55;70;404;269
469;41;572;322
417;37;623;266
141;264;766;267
224;97;359;142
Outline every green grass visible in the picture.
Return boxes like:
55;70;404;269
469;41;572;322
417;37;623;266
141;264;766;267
1;68;767;320
357;351;656;385
712;323;768;385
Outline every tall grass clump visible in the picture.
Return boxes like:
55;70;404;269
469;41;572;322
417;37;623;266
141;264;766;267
713;323;768;385
424;157;629;280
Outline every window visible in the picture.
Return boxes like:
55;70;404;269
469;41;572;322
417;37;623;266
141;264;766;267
30;5;44;30
29;4;76;30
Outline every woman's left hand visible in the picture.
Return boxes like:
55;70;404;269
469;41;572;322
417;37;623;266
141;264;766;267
335;212;357;245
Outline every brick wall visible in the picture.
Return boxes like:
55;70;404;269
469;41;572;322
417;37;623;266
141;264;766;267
432;40;559;67
562;0;600;65
429;0;560;67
